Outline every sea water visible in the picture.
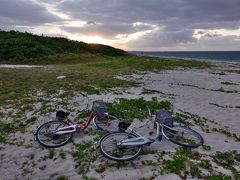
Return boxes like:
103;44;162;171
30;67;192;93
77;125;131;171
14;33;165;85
130;51;240;63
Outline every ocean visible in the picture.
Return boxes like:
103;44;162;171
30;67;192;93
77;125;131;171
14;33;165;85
130;51;240;63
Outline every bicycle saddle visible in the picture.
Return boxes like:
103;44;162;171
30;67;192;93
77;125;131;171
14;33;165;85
118;121;131;131
56;110;70;120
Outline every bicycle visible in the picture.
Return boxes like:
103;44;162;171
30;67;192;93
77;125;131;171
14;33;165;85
35;92;121;148
99;108;204;161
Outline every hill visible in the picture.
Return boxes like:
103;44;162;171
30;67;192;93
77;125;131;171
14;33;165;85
0;30;126;63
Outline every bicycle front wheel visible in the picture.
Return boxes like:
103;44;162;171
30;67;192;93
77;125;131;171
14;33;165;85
94;115;121;133
163;125;204;148
36;120;73;148
99;132;143;161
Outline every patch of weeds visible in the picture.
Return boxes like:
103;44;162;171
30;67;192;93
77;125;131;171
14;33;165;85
221;81;238;85
141;160;156;166
212;151;240;179
190;164;202;178
161;148;204;178
175;112;194;127
73;141;98;179
199;160;212;171
202;144;211;151
49;149;55;159
56;175;68;180
59;149;66;159
212;128;240;141
175;147;201;160
108;97;171;122
84;128;104;141
0;122;15;142
162;154;188;177
177;111;209;132
39;165;46;170
155;151;166;162
0;122;15;133
207;173;231;180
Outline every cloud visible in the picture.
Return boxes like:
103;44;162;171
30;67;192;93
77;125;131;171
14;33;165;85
1;0;240;50
0;0;59;26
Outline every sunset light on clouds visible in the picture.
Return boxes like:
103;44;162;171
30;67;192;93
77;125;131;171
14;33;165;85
1;0;240;51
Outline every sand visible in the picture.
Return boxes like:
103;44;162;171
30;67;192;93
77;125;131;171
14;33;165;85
0;61;239;179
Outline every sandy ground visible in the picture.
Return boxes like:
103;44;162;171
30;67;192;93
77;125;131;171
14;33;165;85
0;61;240;179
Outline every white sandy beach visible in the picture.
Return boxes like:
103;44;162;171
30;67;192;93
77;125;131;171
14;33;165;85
0;61;240;179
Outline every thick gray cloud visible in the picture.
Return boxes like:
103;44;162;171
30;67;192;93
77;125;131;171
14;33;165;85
0;0;240;50
0;0;59;26
55;0;240;49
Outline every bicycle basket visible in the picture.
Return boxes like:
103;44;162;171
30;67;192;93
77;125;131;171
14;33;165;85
92;100;108;115
155;109;174;127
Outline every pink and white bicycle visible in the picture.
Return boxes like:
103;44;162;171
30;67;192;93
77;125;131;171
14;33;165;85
35;93;120;148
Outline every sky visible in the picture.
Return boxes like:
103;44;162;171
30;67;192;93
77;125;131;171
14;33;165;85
0;0;240;51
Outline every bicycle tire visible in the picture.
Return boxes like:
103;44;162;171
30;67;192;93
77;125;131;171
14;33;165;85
36;120;73;148
163;125;204;148
94;115;121;133
99;131;143;161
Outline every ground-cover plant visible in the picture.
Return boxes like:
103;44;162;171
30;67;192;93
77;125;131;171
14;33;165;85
212;151;240;179
107;97;171;122
73;141;98;179
212;128;240;141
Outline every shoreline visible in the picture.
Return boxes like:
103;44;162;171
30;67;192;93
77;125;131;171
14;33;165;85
129;51;240;64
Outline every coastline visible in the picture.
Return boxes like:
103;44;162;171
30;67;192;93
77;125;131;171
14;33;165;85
129;51;240;64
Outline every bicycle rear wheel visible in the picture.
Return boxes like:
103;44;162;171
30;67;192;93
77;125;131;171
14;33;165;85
36;120;73;148
94;115;121;133
163;125;204;148
99;132;143;161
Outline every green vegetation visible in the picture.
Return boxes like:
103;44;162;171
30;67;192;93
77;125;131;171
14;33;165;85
212;151;240;179
73;141;98;179
108;97;171;122
207;174;231;180
56;175;68;180
0;30;125;63
212;128;240;141
202;144;212;151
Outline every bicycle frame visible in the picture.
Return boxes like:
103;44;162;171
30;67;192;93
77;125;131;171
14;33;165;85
55;111;105;135
117;122;178;146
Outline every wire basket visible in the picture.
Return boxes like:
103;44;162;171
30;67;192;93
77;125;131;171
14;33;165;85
92;100;108;115
155;109;174;127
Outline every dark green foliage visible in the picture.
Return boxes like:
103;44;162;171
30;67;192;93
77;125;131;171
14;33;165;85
0;122;15;142
0;30;126;62
162;154;187;175
0;122;14;133
108;97;171;122
202;144;212;151
56;176;68;180
199;160;212;170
